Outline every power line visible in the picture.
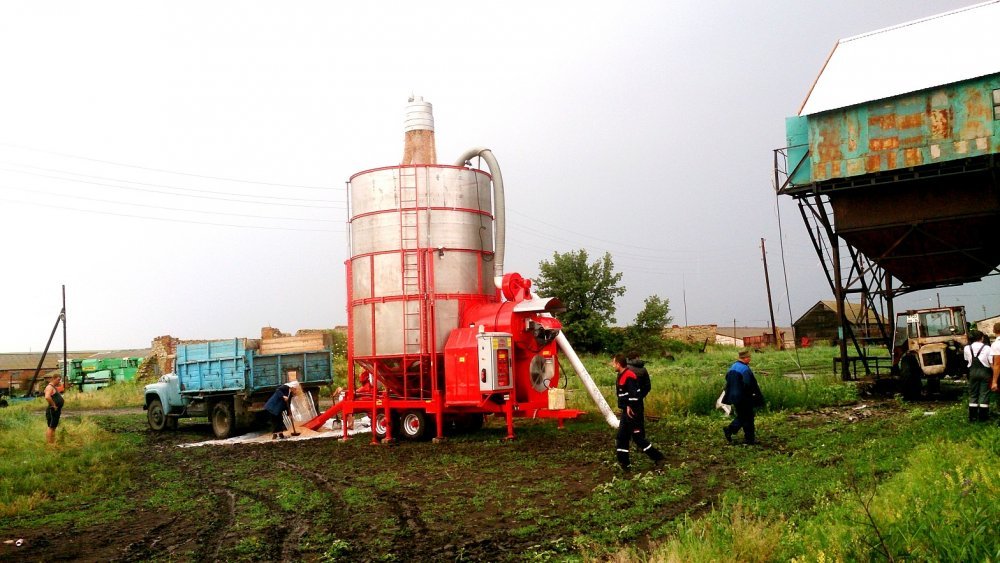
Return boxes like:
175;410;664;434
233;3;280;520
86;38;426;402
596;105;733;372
0;184;340;223
0;141;333;190
0;161;343;203
0;167;345;209
0;196;345;233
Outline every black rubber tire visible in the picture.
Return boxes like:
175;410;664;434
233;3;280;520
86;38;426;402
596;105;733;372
0;399;8;408
400;410;430;441
210;400;235;439
147;398;167;431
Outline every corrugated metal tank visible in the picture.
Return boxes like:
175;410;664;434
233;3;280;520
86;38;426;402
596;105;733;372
347;165;496;357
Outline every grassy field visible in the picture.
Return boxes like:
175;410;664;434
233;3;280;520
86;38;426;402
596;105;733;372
1;345;998;562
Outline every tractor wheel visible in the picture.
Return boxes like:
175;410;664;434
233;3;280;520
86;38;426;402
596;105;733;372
210;400;235;439
373;412;398;441
400;410;433;441
147;398;167;431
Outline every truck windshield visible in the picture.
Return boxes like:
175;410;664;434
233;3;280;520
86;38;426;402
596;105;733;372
919;311;954;337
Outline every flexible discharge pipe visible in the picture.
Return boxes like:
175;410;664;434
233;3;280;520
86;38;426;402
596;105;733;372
454;148;505;281
555;332;620;429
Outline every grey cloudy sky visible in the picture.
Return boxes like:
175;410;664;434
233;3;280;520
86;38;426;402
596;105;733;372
1;0;994;352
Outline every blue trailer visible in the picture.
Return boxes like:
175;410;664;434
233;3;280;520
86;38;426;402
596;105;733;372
143;338;333;438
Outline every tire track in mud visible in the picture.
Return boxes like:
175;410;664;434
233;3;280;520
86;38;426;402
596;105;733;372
276;459;434;560
273;459;353;561
205;488;236;562
118;515;179;561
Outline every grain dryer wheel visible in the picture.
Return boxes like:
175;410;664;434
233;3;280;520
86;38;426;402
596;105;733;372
400;410;435;441
147;397;167;431
374;412;399;441
210;399;235;439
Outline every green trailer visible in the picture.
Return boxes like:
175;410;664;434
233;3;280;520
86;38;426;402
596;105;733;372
66;357;143;391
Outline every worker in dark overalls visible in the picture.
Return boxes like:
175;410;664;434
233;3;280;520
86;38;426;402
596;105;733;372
613;354;664;471
264;381;298;439
964;330;992;422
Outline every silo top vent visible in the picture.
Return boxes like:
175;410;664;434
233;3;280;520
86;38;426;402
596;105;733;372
404;96;434;132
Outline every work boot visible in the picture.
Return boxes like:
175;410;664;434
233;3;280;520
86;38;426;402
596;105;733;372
723;427;733;444
980;406;991;422
969;406;978;422
616;451;631;472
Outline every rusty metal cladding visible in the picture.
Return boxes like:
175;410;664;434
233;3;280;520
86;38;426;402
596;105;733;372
787;75;1000;185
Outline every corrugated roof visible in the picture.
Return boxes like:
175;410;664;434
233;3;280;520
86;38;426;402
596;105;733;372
799;1;1000;116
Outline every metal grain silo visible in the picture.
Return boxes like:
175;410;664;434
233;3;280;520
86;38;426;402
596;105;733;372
347;97;498;366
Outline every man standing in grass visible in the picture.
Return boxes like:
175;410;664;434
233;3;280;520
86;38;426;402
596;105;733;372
613;353;664;471
44;374;64;445
964;330;992;423
990;323;1000;421
722;350;764;445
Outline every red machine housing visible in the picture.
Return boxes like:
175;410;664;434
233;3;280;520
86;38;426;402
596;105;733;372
307;272;584;441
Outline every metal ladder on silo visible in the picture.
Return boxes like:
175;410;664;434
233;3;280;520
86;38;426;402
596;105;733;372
398;167;423;357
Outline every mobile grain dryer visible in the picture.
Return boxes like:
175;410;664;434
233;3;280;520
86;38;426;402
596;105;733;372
306;97;616;442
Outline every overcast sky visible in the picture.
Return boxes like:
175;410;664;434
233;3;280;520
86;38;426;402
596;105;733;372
1;0;995;352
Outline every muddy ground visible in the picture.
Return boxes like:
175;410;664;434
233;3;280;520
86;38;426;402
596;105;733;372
1;397;950;562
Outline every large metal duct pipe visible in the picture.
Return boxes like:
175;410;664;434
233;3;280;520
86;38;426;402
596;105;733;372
454;147;505;283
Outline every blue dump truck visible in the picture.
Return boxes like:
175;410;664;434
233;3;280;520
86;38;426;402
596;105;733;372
143;338;333;438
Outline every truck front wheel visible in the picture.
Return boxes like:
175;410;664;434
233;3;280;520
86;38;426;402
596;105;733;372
211;400;235;439
147;398;167;431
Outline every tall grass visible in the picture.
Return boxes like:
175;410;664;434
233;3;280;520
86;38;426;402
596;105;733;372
0;404;139;518
563;345;859;416
638;404;1000;562
25;381;146;411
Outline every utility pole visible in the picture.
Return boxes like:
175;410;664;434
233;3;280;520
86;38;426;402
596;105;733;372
62;285;67;388
682;274;688;326
26;286;67;397
761;238;781;350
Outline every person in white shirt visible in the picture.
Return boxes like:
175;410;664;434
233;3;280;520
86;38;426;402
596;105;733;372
964;330;992;422
990;323;1000;421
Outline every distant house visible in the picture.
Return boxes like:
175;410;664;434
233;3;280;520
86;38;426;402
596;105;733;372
715;327;792;349
793;300;887;345
974;315;1000;338
0;353;74;395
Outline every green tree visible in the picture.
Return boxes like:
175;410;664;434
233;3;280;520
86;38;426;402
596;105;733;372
625;295;672;354
535;249;625;352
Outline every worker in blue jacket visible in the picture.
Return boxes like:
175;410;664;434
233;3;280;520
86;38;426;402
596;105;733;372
613;353;664;471
264;381;298;439
722;350;764;445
